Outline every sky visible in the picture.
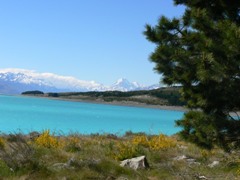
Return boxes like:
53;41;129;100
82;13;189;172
0;0;185;86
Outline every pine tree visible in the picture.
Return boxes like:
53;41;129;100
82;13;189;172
144;0;240;149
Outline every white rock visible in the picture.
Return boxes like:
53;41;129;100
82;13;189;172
208;161;219;168
177;145;188;149
198;175;208;179
173;155;187;160
52;163;69;170
173;155;200;165
120;156;149;170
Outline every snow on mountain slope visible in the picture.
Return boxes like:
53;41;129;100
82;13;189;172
0;68;105;93
110;78;144;91
0;68;160;94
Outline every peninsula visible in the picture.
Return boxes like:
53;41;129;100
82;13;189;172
22;87;186;111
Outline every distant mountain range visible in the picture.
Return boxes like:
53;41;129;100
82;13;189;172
0;68;160;94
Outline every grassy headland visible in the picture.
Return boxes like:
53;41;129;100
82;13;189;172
22;87;186;111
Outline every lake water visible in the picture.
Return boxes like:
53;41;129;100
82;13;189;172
0;95;184;135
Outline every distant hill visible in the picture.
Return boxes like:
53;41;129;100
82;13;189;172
22;90;44;95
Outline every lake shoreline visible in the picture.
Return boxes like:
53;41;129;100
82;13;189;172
22;94;187;112
20;95;240;117
62;98;187;111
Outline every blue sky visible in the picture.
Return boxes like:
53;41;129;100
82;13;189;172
0;0;184;86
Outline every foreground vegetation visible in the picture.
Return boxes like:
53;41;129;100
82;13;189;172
0;131;239;179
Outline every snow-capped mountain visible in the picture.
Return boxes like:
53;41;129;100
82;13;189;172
0;68;160;94
111;78;144;91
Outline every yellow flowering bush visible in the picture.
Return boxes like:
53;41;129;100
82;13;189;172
132;134;176;151
35;130;62;148
132;135;149;147
113;134;176;160
0;137;5;149
148;134;176;150
113;141;138;160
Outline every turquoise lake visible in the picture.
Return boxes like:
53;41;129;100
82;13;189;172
0;95;184;135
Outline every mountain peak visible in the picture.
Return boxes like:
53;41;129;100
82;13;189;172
115;78;130;85
111;78;144;91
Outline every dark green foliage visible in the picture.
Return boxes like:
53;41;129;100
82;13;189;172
22;90;44;95
46;87;185;106
176;111;219;149
144;0;240;149
46;93;59;97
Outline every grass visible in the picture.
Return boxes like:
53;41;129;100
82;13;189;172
0;130;239;179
